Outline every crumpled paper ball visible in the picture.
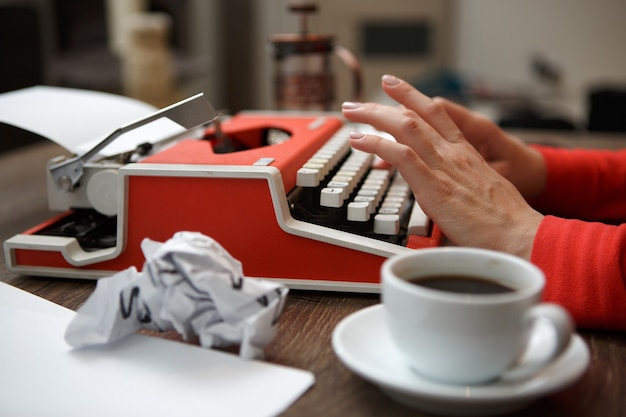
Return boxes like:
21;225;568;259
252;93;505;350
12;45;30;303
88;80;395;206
65;231;289;359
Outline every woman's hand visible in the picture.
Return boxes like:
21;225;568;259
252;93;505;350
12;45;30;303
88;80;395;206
341;75;544;260
433;96;547;198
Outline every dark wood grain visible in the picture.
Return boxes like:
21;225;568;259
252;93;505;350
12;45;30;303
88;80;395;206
2;138;626;417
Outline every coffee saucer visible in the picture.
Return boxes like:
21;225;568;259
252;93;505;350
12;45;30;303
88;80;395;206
332;305;589;416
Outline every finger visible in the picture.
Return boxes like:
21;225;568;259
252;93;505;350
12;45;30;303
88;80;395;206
432;97;470;127
341;101;400;130
342;101;443;163
341;102;425;142
348;131;434;196
433;96;496;144
380;75;464;143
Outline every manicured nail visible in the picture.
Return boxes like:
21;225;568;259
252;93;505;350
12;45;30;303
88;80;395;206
342;101;361;110
382;74;401;86
349;131;365;140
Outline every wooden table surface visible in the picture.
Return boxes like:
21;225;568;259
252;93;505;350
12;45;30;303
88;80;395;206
2;133;626;417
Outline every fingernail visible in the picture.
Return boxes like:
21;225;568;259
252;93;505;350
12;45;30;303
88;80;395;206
382;74;401;86
349;131;365;140
342;101;361;110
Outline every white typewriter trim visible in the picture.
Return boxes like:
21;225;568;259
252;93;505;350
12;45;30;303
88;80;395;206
259;277;380;293
3;235;118;278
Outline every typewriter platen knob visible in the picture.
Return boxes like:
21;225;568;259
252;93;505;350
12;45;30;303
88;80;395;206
86;169;119;216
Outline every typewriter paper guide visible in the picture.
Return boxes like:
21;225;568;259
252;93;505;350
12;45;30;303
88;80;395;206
0;86;186;156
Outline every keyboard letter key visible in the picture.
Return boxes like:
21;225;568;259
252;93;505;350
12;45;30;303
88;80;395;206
374;213;400;235
407;201;430;236
347;201;371;222
320;188;344;208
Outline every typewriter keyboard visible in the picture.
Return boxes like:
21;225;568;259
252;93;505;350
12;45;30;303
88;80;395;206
289;126;430;246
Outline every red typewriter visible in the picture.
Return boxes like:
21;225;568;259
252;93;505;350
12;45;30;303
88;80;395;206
4;94;443;292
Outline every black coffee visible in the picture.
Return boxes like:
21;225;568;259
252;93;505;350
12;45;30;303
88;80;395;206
409;274;515;295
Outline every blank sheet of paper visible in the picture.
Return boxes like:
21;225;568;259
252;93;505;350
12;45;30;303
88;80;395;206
0;283;314;417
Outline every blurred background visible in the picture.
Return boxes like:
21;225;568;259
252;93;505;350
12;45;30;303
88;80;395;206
1;0;626;150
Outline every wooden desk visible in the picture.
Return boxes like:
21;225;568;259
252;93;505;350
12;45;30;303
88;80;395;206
2;136;626;417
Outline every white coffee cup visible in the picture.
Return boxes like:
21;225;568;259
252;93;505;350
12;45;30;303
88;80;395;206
382;247;573;385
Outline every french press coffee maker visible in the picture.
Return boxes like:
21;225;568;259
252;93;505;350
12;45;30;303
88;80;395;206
268;3;363;111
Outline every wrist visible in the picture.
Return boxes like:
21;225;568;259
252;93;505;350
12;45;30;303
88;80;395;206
524;146;548;198
505;210;544;261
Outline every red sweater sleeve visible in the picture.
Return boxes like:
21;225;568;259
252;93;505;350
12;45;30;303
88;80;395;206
529;146;626;221
532;216;626;330
529;146;626;330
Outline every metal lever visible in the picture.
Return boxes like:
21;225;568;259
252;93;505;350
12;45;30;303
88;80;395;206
50;92;217;191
